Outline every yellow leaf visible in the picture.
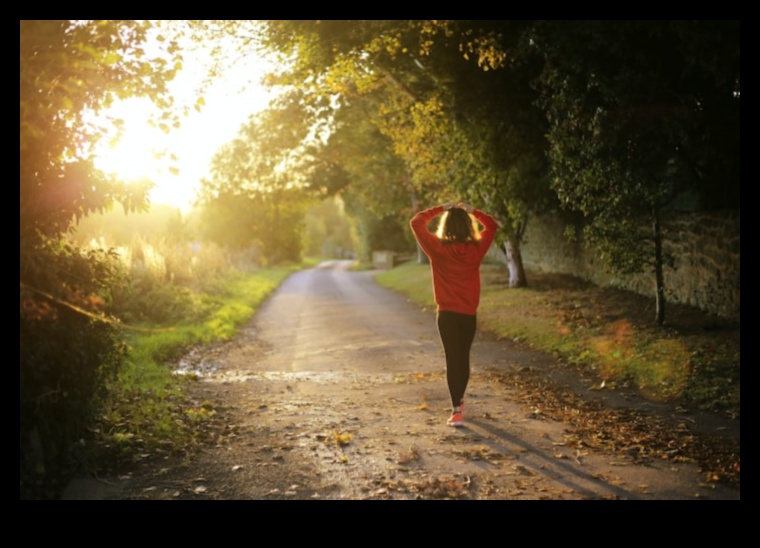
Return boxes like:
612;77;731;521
338;432;353;446
329;429;353;446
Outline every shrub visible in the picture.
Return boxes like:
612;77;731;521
20;240;127;499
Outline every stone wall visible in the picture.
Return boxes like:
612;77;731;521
491;210;740;322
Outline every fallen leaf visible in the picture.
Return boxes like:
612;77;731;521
328;429;353;446
398;447;420;464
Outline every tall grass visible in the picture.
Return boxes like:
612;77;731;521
85;234;299;465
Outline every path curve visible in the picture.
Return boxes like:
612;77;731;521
65;261;740;500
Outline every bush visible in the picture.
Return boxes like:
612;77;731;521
107;236;245;325
111;278;201;325
20;240;128;499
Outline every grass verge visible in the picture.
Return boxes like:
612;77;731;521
374;260;740;419
91;265;300;469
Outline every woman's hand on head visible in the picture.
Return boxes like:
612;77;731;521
458;202;473;213
442;201;456;210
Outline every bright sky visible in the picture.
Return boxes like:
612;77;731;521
93;42;276;213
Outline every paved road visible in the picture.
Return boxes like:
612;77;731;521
207;260;739;500
65;260;740;499
250;260;444;375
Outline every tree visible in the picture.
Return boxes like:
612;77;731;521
315;98;417;263
424;21;554;286
303;196;354;259
257;20;557;286
196;91;314;263
20;20;182;498
531;20;740;325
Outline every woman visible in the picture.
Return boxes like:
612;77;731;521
410;202;499;427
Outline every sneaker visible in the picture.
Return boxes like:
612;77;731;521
447;411;463;427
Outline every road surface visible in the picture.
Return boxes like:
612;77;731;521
65;260;740;499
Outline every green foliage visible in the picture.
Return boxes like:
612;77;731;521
20;239;128;499
533;20;739;268
198;187;307;264
310;102;417;260
20;20;180;239
114;281;200;325
376;261;740;417
373;260;434;305
80;230;256;325
324;100;411;216
197;97;313;263
529;21;739;322
20;20;185;498
20;313;129;500
92;265;297;470
303;197;355;258
256;20;557;286
20;22;740;495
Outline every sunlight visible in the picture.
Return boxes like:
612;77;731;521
93;35;277;212
94;97;169;181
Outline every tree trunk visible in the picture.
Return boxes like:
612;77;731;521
503;235;528;288
416;245;429;265
653;209;666;326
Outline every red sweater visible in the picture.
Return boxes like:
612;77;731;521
410;206;499;315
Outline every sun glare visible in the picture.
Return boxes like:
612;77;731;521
94;98;169;179
93;41;277;212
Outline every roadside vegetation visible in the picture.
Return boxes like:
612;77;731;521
96;267;300;465
375;260;740;420
91;233;320;472
21;20;738;499
23;222;305;498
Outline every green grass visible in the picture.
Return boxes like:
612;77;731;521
95;265;299;462
375;260;740;418
373;259;434;301
93;256;738;470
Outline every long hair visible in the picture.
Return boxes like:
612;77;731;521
436;207;481;243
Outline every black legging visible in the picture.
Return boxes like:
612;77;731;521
436;311;477;409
